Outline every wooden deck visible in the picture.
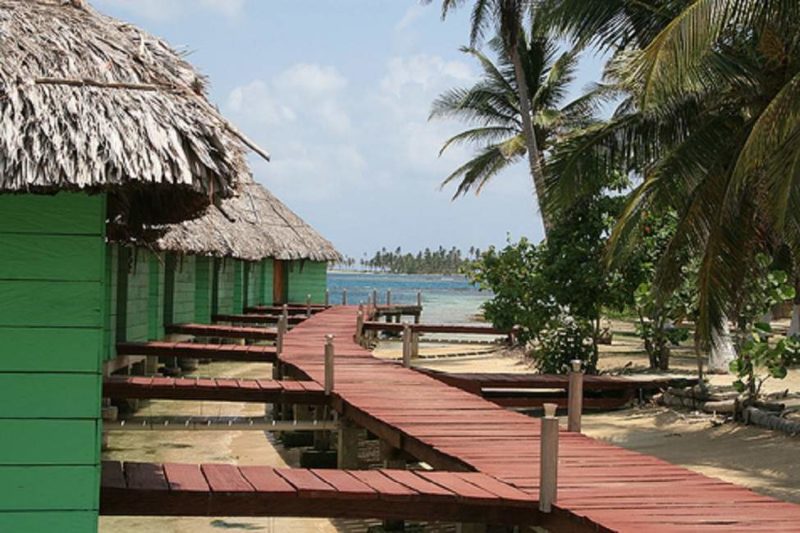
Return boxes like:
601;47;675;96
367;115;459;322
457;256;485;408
213;313;306;325
100;462;539;525
165;323;277;341
103;376;327;405
116;341;277;363
417;368;697;410
277;307;800;532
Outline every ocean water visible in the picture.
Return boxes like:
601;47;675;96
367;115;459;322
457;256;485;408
327;271;489;324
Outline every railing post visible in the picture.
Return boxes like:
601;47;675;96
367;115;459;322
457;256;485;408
402;323;412;368
324;289;330;307
342;288;348;305
306;294;312;317
416;290;422;307
282;303;289;323
356;305;364;345
539;403;559;513
411;330;419;359
372;289;378;308
324;334;335;395
276;314;287;356
568;360;584;433
386;289;392;306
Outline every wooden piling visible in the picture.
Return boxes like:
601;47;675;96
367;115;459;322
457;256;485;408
276;315;287;356
324;334;335;395
539;402;559;513
417;290;422;307
386;289;392;306
372;289;378;308
306;294;312;317
342;288;348;305
567;360;584;433
324;289;330;307
402;324;412;368
356;308;364;345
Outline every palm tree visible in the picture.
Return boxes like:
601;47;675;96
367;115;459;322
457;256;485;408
427;0;556;231
431;30;595;216
543;0;800;368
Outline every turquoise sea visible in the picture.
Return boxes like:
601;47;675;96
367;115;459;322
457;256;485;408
327;271;489;324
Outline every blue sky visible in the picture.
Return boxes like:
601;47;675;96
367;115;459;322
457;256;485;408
95;0;605;260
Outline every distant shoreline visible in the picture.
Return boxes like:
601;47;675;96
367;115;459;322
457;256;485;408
328;269;467;277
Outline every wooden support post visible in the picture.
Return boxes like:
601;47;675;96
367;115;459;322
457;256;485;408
337;416;360;469
324;334;335;396
539;403;559;513
380;441;407;531
306;294;312;317
417;290;422;307
402;324;412;368
568;359;584;433
386;289;392;306
282;303;289;324
372;289;378;309
276;315;287;356
356;309;364;346
342;288;348;305
324;289;330;307
411;331;420;359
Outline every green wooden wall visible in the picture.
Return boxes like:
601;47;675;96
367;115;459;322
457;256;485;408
0;192;106;532
287;260;328;304
195;256;213;323
260;259;274;306
164;253;197;326
213;257;246;315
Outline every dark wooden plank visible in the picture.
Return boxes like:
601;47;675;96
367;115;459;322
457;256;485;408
101;461;126;490
124;462;168;491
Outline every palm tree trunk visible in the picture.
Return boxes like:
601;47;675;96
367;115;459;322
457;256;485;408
509;45;552;236
708;316;736;373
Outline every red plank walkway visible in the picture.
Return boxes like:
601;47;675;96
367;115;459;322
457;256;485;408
213;313;306;325
116;341;277;363
103;376;327;405
417;368;697;410
100;461;538;525
278;306;800;532
165;323;276;341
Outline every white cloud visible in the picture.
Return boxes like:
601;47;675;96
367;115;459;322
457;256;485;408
395;4;426;32
380;54;473;97
228;63;351;135
92;0;245;21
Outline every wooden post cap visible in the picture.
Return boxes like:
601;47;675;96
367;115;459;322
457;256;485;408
570;360;582;372
543;403;558;418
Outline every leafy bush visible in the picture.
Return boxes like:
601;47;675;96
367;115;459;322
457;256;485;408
533;314;595;374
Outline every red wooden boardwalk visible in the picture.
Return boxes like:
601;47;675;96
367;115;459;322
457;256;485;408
116;341;277;363
103;376;327;405
278;307;800;532
100;461;538;525
417;368;696;410
165;323;276;341
213;313;306;325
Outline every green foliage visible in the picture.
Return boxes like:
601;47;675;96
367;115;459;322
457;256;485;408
468;184;635;373
543;0;800;348
729;255;798;400
628;210;697;370
533;314;594;374
731;323;800;398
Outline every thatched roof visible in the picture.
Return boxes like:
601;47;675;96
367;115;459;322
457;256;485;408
0;0;266;221
155;175;341;263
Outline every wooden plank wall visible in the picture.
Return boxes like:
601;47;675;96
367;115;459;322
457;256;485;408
257;258;274;306
214;258;236;316
288;260;328;304
172;255;197;325
0;192;106;532
194;256;213;324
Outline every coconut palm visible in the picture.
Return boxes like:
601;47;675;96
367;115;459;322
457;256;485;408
542;0;800;362
431;30;598;208
426;0;557;231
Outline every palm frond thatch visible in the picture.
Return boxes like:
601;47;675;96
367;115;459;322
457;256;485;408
0;0;264;204
155;175;342;263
